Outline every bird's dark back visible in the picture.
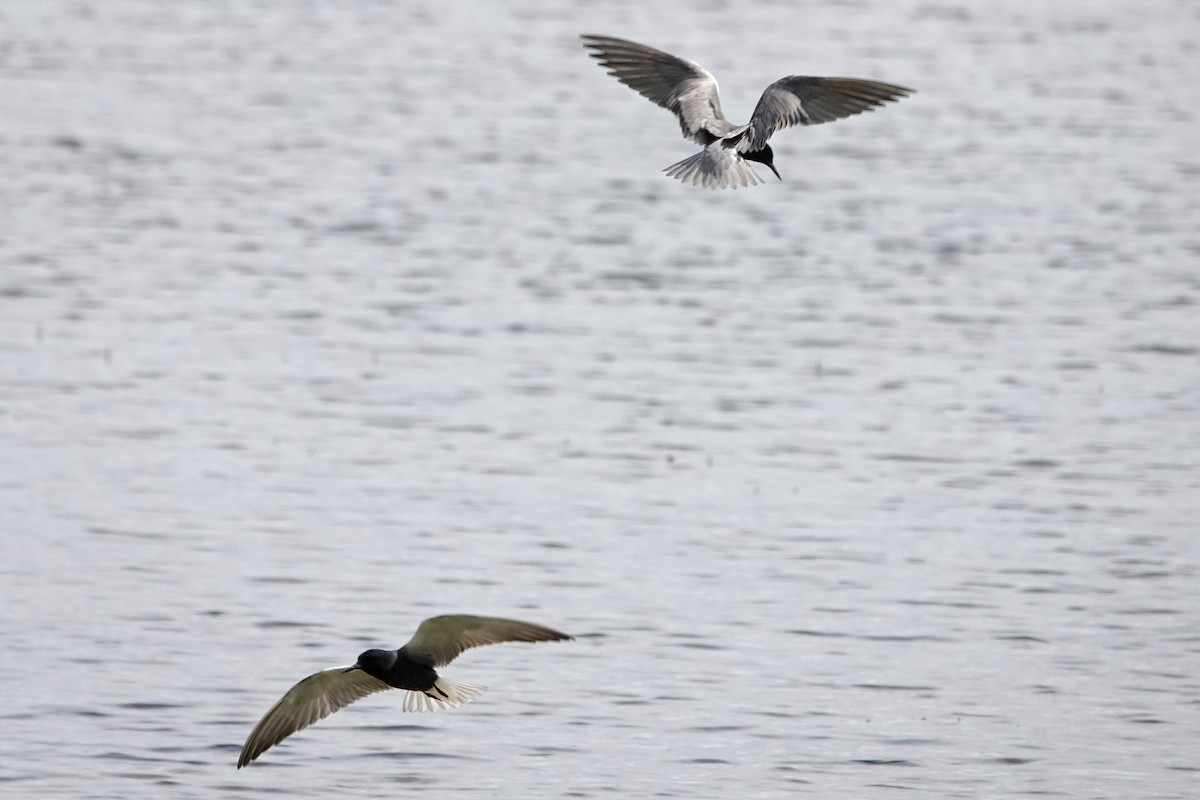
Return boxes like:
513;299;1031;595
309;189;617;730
370;647;438;690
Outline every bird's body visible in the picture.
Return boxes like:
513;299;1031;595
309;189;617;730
237;614;572;768
581;34;914;189
355;647;438;691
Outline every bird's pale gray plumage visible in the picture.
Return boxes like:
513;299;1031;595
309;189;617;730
237;614;571;768
664;141;765;190
581;34;914;189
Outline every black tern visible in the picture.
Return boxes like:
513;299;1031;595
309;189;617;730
237;614;572;768
581;34;914;189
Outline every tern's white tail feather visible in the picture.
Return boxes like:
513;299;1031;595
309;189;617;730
403;678;486;713
664;143;764;190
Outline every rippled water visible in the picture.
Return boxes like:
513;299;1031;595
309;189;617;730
2;1;1198;798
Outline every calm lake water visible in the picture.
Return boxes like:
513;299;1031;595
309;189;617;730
2;1;1198;798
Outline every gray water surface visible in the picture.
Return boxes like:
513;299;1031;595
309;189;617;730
2;1;1198;798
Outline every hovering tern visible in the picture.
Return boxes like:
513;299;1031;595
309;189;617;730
237;614;572;767
581;34;914;189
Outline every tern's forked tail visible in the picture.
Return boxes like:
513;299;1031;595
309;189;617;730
403;677;487;712
663;144;765;190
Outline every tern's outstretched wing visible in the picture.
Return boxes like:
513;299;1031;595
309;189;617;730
238;667;391;768
581;34;734;144
744;76;913;151
402;615;572;668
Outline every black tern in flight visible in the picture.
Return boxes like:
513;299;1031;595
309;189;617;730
581;34;914;189
237;614;572;768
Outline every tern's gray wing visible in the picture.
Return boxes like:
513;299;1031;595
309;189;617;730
403;615;572;668
581;34;733;144
237;666;391;768
744;77;914;151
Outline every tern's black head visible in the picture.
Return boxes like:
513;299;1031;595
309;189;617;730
743;145;781;180
351;648;396;677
